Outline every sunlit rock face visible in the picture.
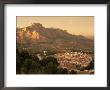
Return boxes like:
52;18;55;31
25;30;31;38
16;28;24;43
17;27;40;44
31;31;39;40
22;27;26;32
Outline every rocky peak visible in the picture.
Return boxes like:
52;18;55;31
31;23;43;29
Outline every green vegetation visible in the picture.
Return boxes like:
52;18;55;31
16;48;69;74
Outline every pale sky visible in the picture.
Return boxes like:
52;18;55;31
16;16;94;38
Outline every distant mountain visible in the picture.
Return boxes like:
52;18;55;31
16;23;94;51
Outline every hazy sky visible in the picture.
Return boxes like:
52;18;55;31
16;16;94;38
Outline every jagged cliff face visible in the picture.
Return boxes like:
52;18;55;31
17;23;50;43
16;23;94;51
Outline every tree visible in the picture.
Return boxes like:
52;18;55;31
22;59;32;74
84;58;94;70
29;60;42;74
16;49;61;74
40;56;59;67
69;70;77;74
16;48;25;74
19;50;31;59
45;62;58;74
58;68;68;74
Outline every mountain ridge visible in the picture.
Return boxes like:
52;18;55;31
16;23;94;51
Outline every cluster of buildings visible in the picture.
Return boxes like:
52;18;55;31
54;52;93;71
29;50;94;74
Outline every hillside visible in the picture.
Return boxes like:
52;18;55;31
16;23;94;51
